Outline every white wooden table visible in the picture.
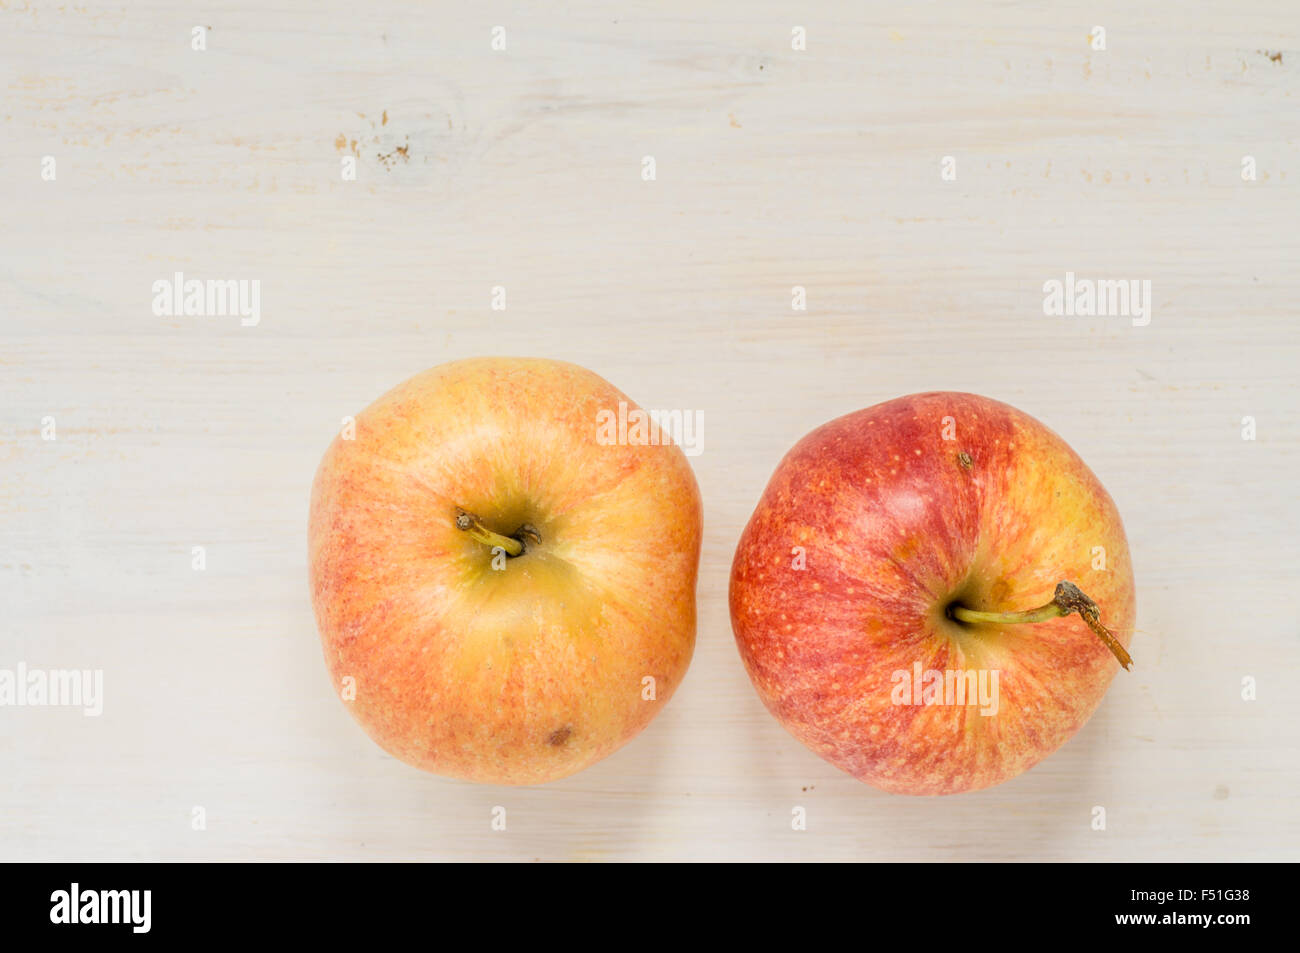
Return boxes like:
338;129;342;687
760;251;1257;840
3;1;1298;861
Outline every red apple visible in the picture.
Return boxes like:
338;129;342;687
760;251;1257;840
729;392;1135;795
309;357;702;785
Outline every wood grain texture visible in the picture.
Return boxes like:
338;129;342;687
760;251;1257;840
1;0;1297;861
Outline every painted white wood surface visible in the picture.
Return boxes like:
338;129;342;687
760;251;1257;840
2;1;1298;861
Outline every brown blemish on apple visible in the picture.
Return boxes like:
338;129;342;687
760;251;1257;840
548;726;572;746
989;577;1011;604
957;451;973;470
894;535;921;561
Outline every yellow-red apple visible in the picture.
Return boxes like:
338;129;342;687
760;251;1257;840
309;357;702;785
729;392;1134;795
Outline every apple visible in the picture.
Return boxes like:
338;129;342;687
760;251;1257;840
309;357;702;785
729;392;1134;795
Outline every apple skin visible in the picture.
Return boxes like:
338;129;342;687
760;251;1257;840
309;357;702;785
729;392;1135;795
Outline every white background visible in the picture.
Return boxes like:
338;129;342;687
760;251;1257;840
2;2;1297;861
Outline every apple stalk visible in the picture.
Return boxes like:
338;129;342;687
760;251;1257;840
949;581;1133;670
455;509;539;557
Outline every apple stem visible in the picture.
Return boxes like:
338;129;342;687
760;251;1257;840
454;509;525;557
949;581;1133;670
